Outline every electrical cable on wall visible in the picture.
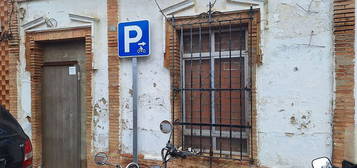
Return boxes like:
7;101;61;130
210;0;217;8
153;0;169;21
0;0;16;41
8;0;14;35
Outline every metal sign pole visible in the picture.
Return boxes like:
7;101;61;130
118;20;150;164
132;57;138;163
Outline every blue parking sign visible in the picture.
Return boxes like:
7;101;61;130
118;20;150;57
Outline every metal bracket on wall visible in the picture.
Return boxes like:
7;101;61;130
296;0;318;15
297;30;325;48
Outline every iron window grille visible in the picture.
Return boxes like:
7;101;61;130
168;8;256;162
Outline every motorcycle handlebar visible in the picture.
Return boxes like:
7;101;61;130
172;150;194;159
162;145;197;160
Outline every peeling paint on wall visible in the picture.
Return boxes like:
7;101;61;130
93;98;109;152
18;72;32;138
289;110;314;132
257;0;333;167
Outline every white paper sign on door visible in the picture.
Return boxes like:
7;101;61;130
69;66;76;75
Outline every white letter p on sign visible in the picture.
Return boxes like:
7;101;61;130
124;25;142;53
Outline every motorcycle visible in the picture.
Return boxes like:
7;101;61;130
159;120;199;168
312;157;357;168
94;120;198;168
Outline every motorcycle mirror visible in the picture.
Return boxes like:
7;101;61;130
94;152;109;165
160;120;173;134
126;162;140;168
312;157;333;168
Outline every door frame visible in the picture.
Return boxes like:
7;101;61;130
25;27;93;168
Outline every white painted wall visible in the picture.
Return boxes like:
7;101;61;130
13;0;334;167
257;0;334;167
119;0;172;160
17;0;110;152
120;0;334;167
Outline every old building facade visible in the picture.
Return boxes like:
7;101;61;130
0;0;355;167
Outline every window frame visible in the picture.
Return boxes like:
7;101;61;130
181;26;252;156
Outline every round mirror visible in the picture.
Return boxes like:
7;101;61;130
94;152;108;165
160;120;173;134
312;157;333;168
126;162;140;168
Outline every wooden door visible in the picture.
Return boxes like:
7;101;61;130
42;65;80;168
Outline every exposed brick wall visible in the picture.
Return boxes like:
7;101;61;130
333;0;355;166
25;28;93;167
0;0;19;117
107;0;121;164
8;0;19;117
85;33;95;168
0;0;11;110
28;39;43;167
250;11;259;163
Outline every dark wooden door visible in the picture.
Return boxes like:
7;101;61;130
42;65;80;168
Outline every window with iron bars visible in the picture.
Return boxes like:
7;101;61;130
167;10;256;161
